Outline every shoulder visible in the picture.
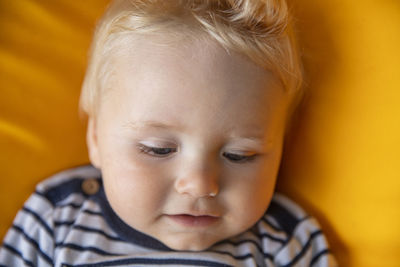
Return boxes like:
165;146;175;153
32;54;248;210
7;164;102;238
259;193;337;267
34;164;101;206
0;165;103;265
13;164;102;231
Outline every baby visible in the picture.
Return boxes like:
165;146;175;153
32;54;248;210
0;0;337;266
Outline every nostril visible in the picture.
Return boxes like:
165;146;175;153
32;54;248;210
207;188;218;198
174;176;219;198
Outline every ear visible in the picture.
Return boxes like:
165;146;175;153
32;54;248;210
86;117;101;169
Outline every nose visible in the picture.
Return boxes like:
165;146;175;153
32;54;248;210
174;160;219;198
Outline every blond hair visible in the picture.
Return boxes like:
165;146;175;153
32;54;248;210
80;0;303;123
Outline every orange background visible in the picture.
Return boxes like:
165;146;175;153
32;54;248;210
1;1;400;266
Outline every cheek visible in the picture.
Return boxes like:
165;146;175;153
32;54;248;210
223;154;281;223
227;168;277;209
99;139;173;223
102;161;172;226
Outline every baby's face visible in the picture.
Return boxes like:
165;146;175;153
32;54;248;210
87;35;289;251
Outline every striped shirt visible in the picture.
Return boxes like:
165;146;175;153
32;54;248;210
0;165;337;267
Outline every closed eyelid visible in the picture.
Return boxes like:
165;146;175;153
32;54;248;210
138;147;176;159
227;151;257;156
223;144;261;154
140;140;177;148
222;152;258;163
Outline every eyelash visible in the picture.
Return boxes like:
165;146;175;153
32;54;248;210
138;144;257;163
222;152;257;163
138;144;177;157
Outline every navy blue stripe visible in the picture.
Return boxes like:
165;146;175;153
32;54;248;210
65;258;233;267
217;239;263;254
58;202;83;209
266;201;300;238
54;220;74;226
213;251;255;260
310;248;331;266
42;178;85;205
2;243;35;267
73;225;123;241
22;207;53;236
35;190;46;197
34;191;54;206
214;239;274;260
261;217;285;232
259;232;286;244
83;209;103;216
55;243;123;256
75;225;122;241
212;249;273;261
12;225;53;265
54;221;122;241
281;230;323;267
36;190;102;216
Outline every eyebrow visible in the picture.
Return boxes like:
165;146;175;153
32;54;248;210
122;120;183;131
123;120;268;143
228;133;268;145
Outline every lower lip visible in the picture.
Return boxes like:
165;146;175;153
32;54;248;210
167;214;219;227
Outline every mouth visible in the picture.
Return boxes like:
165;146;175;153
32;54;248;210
166;214;219;227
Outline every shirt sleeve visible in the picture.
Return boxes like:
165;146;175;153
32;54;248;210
266;193;338;267
273;216;338;267
0;190;55;267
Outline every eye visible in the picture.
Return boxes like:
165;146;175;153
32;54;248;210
222;152;257;163
138;144;177;157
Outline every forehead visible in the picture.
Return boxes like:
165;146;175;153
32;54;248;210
118;35;252;73
110;33;277;85
100;34;288;134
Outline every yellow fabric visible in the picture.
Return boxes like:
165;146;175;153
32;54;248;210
0;0;107;242
0;1;399;266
